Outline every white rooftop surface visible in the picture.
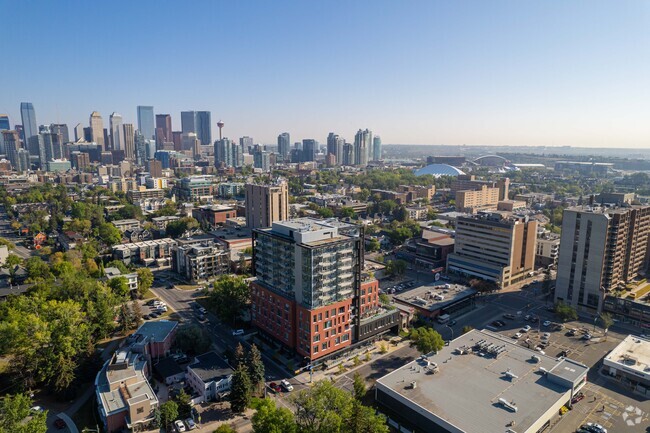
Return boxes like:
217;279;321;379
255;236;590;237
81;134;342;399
377;329;585;433
604;335;650;376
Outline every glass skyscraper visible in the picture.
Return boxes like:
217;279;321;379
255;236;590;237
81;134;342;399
137;106;155;140
277;132;290;161
195;111;211;146
0;115;9;131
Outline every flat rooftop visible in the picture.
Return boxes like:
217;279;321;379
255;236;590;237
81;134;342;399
133;320;177;343
604;335;650;377
376;329;588;433
189;351;233;383
393;284;476;312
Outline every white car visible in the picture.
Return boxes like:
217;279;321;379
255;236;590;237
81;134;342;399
232;329;244;336
521;325;531;332
512;332;522;339
184;418;196;430
280;379;294;391
535;347;545;355
543;320;551;327
30;405;44;413
542;332;551;339
174;420;187;432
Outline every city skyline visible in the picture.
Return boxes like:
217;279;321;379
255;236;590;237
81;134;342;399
2;1;650;147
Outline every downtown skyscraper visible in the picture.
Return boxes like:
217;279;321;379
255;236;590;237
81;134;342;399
110;112;123;151
195;111;211;146
372;135;382;161
302;139;317;162
155;114;172;145
137;106;155;140
277;132;290;161
20;102;42;166
89;111;105;149
354;128;372;166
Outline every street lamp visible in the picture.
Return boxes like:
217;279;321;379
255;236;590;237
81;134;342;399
593;315;599;332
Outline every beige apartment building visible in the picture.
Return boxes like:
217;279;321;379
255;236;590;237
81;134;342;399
245;179;289;229
555;205;650;310
453;176;510;213
447;211;537;287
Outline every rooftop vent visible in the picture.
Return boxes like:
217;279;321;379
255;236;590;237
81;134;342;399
499;398;518;413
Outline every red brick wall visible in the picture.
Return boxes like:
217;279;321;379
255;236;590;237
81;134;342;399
251;282;296;348
360;279;380;315
296;299;353;361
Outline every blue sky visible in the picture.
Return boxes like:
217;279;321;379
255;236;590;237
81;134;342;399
2;0;649;147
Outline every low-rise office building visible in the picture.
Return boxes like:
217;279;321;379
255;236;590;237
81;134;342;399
603;335;650;397
112;238;177;267
393;284;476;321
186;351;234;403
375;329;588;433
192;204;237;228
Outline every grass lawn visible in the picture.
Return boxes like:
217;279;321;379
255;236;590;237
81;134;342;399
142;289;157;299
175;284;201;291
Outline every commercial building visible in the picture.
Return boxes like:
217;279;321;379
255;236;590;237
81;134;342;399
218;182;245;198
90;111;105;149
277;132;291;161
455;178;510;213
536;232;560;268
398;229;455;272
447;212;537;288
155;114;172;145
245;180;289;229
137;106;155;140
393;284;476;320
186;352;233;403
173;176;215;202
375;329;588;433
554;161;613;176
555;205;650;311
192;204;237;228
603;335;650;397
110;112;123;151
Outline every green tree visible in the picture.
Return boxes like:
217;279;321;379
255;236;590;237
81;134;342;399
378;294;390;305
174;325;212;355
25;257;52;282
105;260;129;274
316;207;334;218
352;372;366;400
108;276;130;298
166;217;200;238
230;365;252;413
233;343;246;369
207;275;250;325
136;267;154;296
600;312;614;340
367;238;380;252
117;303;134;334
0;237;15;250
339;207;355;219
4;254;23;269
554;302;578;322
131;300;143;328
0;393;47;433
409;327;445;354
97;222;122;246
247;344;265;393
346;399;389;433
159;400;179;430
251;398;296;433
175;389;193;419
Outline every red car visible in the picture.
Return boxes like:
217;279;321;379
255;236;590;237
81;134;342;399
54;418;66;429
571;392;585;404
268;382;282;393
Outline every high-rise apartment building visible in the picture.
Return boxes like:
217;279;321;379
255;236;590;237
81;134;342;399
195;111;211;146
2;130;24;171
51;124;69;144
277;132;290;161
555;205;650;311
342;142;354;166
155;114;172;145
39;125;64;161
354;128;372;166
447;211;537;288
251;218;363;361
109;113;123;151
372;135;382;161
89;111;105;149
172;131;182;151
182;133;200;158
240;136;253;154
245;180;289;229
302;139;317;162
0;115;9;131
181;111;196;134
253;150;271;172
137;106;155;140
214;138;235;167
327;133;345;165
123;124;135;160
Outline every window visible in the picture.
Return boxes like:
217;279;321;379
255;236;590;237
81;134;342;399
314;345;319;353
318;313;322;321
326;310;329;319
315;324;319;332
324;320;332;329
313;315;317;323
322;343;328;351
313;334;320;342
338;307;345;314
342;333;350;342
331;308;336;316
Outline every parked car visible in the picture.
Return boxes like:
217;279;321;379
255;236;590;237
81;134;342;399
30;406;44;413
232;329;245;336
54;418;66;429
503;314;516;320
280;379;294;391
543;320;551;327
582;333;592;341
567;328;578;336
143;314;151;320
571;392;585;404
449;320;457;326
198;307;207;314
542;332;551;339
269;382;282;393
512;333;522;339
521;325;531;332
184;418;196;430
174;419;187;432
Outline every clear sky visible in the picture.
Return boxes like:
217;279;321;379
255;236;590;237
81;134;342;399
2;0;649;147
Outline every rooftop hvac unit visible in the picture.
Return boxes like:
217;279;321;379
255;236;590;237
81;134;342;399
499;398;518;412
531;355;541;363
539;366;548;374
504;369;519;380
410;381;417;389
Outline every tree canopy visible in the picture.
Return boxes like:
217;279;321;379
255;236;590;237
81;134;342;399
206;275;250;325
